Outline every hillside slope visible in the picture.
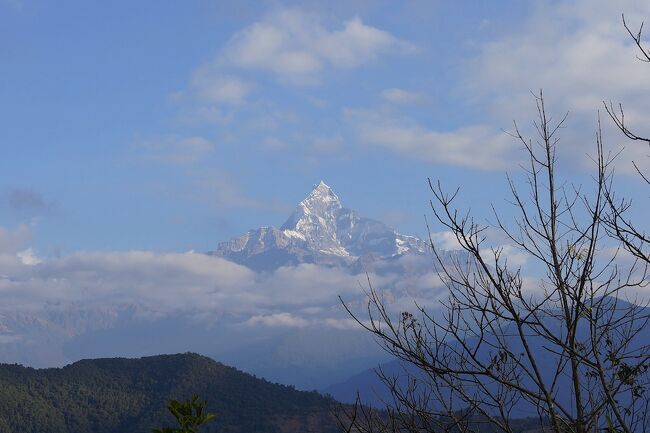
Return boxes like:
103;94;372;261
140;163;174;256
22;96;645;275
0;353;340;433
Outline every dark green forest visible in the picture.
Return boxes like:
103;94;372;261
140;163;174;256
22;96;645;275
0;353;339;433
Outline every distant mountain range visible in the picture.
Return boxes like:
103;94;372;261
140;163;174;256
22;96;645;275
0;353;340;433
210;181;428;271
324;298;650;420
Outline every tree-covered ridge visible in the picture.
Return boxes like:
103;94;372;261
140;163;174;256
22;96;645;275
0;353;339;433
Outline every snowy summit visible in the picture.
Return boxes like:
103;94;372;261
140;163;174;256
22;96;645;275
211;181;427;271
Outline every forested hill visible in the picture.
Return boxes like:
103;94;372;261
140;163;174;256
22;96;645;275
0;353;340;433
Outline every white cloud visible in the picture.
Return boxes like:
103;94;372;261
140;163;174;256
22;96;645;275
261;263;364;306
321;317;363;330
17;248;41;266
346;108;517;170
172;8;415;136
0;252;352;316
221;9;414;83
480;244;530;268
245;312;309;328
136;135;214;165
430;231;463;251
431;229;529;268
0;246;448;329
463;0;650;168
347;1;650;172
317;16;412;68
469;1;650;108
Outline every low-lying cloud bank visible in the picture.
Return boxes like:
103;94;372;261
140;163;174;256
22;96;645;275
0;246;447;332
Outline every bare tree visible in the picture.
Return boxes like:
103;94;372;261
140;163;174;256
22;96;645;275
339;91;650;433
603;14;650;266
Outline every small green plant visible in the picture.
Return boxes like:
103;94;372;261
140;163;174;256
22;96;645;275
152;395;216;433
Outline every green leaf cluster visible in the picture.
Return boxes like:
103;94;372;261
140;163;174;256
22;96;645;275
152;395;216;433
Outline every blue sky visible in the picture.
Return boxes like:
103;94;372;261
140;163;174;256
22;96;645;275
1;0;649;256
2;1;650;371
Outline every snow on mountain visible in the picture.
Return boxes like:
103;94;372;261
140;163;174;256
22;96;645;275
210;181;428;271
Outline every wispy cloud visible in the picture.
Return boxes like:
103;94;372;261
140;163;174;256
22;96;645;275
7;189;47;212
245;312;309;328
193;174;292;213
189;73;253;105
381;88;427;105
345;108;517;170
339;1;650;173
0;224;32;254
310;135;343;154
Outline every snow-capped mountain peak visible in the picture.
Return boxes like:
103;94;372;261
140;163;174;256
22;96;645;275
280;181;345;255
310;180;340;203
211;182;427;271
282;181;341;229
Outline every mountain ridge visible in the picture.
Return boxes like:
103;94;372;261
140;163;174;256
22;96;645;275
0;352;341;433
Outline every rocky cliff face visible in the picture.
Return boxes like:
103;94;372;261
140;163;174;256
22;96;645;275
210;181;428;271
